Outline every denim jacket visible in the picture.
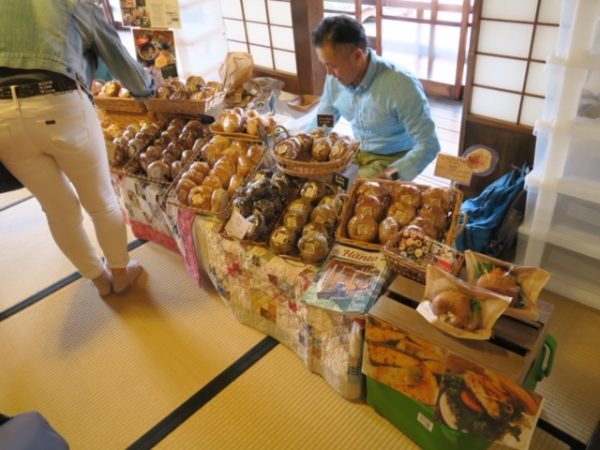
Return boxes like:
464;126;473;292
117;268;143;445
0;0;153;99
312;49;440;181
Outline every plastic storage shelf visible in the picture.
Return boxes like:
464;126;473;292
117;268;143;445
530;125;600;190
517;0;600;309
516;233;600;309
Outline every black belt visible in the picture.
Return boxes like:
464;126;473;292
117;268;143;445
0;78;78;100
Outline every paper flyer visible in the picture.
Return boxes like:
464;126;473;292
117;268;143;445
132;29;178;79
120;0;181;29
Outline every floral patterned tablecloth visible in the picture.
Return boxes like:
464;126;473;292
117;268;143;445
194;217;366;400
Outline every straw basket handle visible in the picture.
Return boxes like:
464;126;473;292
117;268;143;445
271;125;292;144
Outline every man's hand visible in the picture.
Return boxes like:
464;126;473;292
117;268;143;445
377;167;400;180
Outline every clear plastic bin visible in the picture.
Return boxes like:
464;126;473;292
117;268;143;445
516;233;600;309
531;125;600;187
555;0;600;59
541;59;600;123
523;183;600;259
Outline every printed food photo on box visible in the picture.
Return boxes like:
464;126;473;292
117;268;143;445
435;354;543;450
362;317;447;406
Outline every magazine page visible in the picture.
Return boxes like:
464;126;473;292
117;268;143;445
301;245;390;314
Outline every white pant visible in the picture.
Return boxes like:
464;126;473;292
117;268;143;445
0;88;129;279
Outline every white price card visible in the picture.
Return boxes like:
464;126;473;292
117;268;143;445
225;209;252;240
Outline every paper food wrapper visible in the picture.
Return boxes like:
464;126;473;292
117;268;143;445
417;266;511;340
464;251;550;322
219;52;254;93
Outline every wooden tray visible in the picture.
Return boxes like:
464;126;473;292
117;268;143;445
286;94;320;112
95;97;147;114
145;90;225;115
208;124;263;142
335;178;466;251
373;274;553;383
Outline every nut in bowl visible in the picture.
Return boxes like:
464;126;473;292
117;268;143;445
417;266;511;340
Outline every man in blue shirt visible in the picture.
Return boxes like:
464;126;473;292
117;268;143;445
311;15;441;180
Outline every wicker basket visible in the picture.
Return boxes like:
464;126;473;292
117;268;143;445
271;127;359;179
95;97;147;114
335;178;467;251
145;90;225;115
382;232;464;283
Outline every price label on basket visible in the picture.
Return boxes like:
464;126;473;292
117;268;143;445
434;153;473;185
317;114;335;129
225;209;253;240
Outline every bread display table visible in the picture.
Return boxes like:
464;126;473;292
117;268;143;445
193;217;367;400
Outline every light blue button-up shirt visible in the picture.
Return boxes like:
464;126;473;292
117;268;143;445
0;0;153;99
314;49;440;180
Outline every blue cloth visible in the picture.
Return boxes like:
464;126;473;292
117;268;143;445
311;49;440;180
0;0;153;99
0;412;69;450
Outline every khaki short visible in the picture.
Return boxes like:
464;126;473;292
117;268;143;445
354;150;407;178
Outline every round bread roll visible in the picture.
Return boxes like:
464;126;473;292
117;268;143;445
183;169;205;186
298;231;330;263
410;217;439;240
202;175;223;191
176;178;197;205
246;145;263;164
330;137;352;160
227;174;244;197
269;226;297;255
211;188;229;213
347;214;378;242
146;160;171;181
138;152;154;172
210;164;234;187
419;204;448;230
300;181;328;203
302;222;330;239
379;216;400;245
318;195;343;215
311;137;332;162
310;204;337;231
160;150;177;166
390;184;422;208
209;135;231;150
283;211;308;233
274;138;300;160
354;195;384;221
356;180;386;198
232;196;253;218
201;144;222;166
171;160;183;179
222;111;243;133
186;75;206;92
237;154;253;178
296;133;314;156
286;199;312;220
431;290;481;331
422;187;452;212
245;212;267;241
188;185;213;210
387;202;417;227
186;162;208;178
245;116;263;137
476;267;519;301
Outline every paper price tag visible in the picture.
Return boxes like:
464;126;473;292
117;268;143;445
225;209;252;240
417;412;434;432
434;153;473;185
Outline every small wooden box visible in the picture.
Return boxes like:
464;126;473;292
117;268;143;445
373;274;553;383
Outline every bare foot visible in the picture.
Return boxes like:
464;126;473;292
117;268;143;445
92;268;112;297
111;260;143;295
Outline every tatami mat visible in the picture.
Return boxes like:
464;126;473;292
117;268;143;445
534;290;600;444
156;345;420;450
0;243;265;449
0;197;135;311
0;188;31;211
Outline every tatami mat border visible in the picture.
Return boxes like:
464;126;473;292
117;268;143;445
0;238;147;321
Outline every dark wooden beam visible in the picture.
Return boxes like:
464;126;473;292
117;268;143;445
291;0;326;95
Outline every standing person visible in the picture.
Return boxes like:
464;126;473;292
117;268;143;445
310;15;441;180
0;0;154;296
